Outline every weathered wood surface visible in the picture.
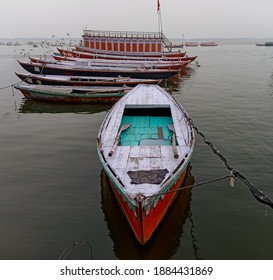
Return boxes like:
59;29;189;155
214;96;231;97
99;84;193;198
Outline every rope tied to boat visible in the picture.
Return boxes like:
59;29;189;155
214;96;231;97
146;173;232;200
185;115;273;209
0;81;23;92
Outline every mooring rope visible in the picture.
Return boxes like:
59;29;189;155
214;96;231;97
0;81;22;91
147;174;231;199
186;116;273;209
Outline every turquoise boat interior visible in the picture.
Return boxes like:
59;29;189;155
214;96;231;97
119;106;174;146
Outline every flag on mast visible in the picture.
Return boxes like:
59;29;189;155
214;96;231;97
157;0;163;34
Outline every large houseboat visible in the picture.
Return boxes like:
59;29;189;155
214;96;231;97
80;29;174;54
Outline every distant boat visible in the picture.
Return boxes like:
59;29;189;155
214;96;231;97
171;43;184;49
255;42;273;46
185;42;199;47
14;83;130;103
200;42;218;46
97;84;195;244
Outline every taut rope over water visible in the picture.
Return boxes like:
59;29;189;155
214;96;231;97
186;116;273;209
147;174;231;199
0;81;22;91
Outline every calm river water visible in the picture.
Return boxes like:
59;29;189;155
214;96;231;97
0;40;273;260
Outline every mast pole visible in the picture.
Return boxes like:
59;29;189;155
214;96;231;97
157;0;163;35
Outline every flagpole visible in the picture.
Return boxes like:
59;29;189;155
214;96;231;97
157;0;163;35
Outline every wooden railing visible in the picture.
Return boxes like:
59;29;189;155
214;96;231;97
82;29;173;51
83;29;163;39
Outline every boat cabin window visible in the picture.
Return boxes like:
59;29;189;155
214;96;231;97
119;105;174;146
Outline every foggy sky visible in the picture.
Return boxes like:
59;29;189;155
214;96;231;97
1;0;273;39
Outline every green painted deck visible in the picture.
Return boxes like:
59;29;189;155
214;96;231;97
119;116;174;146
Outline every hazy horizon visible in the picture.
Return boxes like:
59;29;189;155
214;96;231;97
1;36;273;40
2;0;273;39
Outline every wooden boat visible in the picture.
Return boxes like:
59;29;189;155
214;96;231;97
54;52;197;64
29;56;192;71
97;84;195;244
18;60;180;80
14;83;130;103
256;42;273;46
185;42;199;47
54;54;197;65
15;72;162;87
57;48;187;61
200;42;218;46
171;43;184;48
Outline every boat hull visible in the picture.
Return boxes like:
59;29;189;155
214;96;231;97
185;42;199;47
58;48;187;62
18;89;123;103
29;55;191;71
14;84;126;103
100;166;194;259
15;72;162;87
106;164;189;244
18;61;180;80
200;42;218;46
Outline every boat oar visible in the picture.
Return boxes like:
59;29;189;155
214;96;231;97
108;124;131;157
167;124;179;159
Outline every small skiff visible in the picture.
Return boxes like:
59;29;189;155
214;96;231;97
15;72;162;87
14;83;130;103
200;42;218;46
185;42;199;47
28;56;192;71
53;53;197;64
57;48;188;62
97;84;195;244
18;60;180;80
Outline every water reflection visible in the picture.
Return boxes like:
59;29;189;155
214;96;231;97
18;99;112;114
161;66;197;94
100;166;195;260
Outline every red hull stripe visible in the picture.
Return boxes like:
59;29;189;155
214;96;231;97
108;168;188;244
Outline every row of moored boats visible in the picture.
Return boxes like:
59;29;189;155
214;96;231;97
15;44;197;103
